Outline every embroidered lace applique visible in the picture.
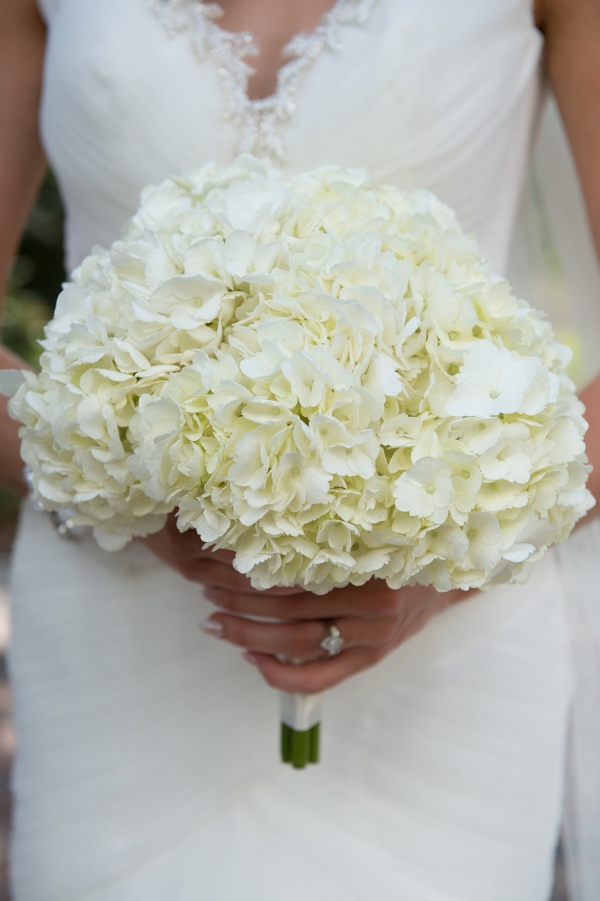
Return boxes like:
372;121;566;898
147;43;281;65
147;0;378;164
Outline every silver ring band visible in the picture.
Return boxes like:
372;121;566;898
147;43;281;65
320;623;344;657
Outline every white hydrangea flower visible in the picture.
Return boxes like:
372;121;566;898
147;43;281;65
461;512;502;571
393;458;454;524
2;155;593;594
446;341;552;417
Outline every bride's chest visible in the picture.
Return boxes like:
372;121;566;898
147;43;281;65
41;0;539;163
39;0;541;270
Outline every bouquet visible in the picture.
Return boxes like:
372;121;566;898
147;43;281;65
2;155;593;767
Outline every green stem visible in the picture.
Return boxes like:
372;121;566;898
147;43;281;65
308;722;320;764
280;723;321;768
281;723;293;763
292;728;310;769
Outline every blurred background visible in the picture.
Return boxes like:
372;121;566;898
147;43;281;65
0;171;65;551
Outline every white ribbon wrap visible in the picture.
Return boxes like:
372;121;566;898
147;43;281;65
280;692;323;731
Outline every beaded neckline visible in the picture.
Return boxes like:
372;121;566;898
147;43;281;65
147;0;378;164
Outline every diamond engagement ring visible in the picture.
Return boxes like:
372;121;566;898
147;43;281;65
320;623;344;657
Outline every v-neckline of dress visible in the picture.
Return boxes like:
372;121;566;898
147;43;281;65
202;0;347;104
148;0;379;164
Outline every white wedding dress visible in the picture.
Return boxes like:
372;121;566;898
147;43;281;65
7;1;583;898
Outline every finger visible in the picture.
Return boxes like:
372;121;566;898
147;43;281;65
143;522;235;567
167;528;298;580
197;547;236;566
201;614;392;658
175;559;302;595
205;586;351;618
192;560;304;594
148;514;236;567
204;583;398;619
170;536;235;566
243;647;386;694
180;560;254;591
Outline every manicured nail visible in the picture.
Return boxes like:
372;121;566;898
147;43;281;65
200;618;223;638
204;588;220;602
243;651;259;666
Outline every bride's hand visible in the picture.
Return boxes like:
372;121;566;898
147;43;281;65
201;580;475;693
140;514;304;597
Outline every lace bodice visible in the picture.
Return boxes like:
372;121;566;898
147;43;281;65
37;0;541;276
146;0;379;163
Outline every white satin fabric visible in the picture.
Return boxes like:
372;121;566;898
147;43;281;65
507;98;600;901
9;1;576;898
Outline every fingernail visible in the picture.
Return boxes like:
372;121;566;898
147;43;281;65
243;651;259;666
204;588;220;602
200;618;223;638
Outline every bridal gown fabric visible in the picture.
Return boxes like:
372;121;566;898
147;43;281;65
7;0;581;898
508;98;600;901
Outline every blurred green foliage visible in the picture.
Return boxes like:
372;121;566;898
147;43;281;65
1;170;65;526
3;170;65;365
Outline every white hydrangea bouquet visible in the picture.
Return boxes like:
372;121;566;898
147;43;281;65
2;155;593;768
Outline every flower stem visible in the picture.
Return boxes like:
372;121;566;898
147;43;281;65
281;722;293;763
308;722;320;764
280;722;320;768
292;727;310;769
280;692;323;768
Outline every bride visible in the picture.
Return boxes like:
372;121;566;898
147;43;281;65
1;0;599;898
